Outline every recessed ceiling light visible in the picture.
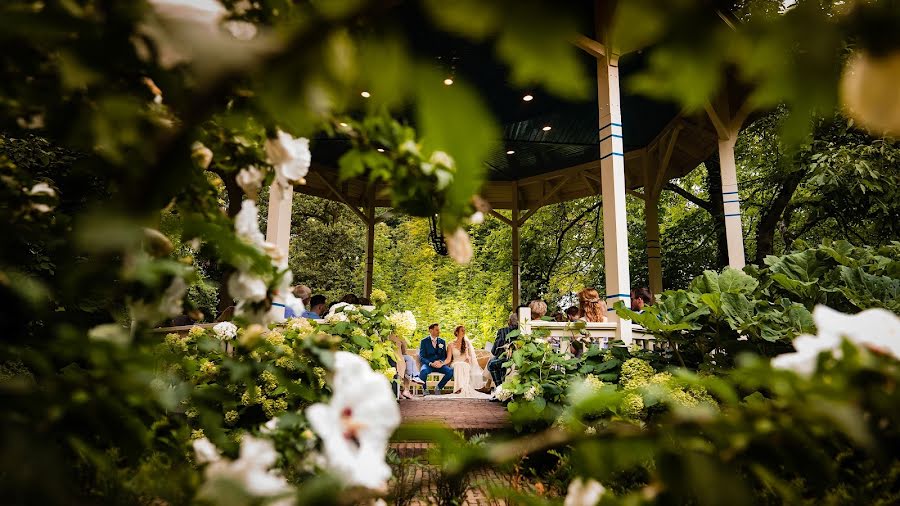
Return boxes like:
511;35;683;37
443;78;454;86
361;91;371;98
523;94;534;101
376;148;385;152
542;125;551;131
506;150;515;155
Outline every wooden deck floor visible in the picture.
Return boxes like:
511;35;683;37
398;398;509;431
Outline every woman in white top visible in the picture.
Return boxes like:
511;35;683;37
441;325;490;399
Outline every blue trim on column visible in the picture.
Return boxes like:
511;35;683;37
272;302;286;308
723;199;740;203
599;151;625;161
598;133;623;143
598;122;623;131
724;213;741;217
722;191;739;195
606;293;630;299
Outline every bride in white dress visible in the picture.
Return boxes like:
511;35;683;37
442;325;490;399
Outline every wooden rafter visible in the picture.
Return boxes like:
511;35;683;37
518;175;571;225
572;34;606;58
314;172;367;223
489;209;513;227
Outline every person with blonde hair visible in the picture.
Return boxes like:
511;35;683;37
577;288;608;322
528;299;548;319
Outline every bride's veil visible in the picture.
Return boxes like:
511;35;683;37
463;337;485;389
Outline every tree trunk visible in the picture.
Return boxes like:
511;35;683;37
754;169;805;264
704;154;729;269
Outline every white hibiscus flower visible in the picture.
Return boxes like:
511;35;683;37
445;228;473;264
265;130;311;185
228;271;267;303
195;435;295;506
564;477;606;506
305;352;401;490
236;166;264;198
235;199;266;247
772;305;900;376
27;182;56;198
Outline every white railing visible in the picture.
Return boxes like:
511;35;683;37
518;307;657;352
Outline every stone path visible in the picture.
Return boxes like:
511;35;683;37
390;443;540;506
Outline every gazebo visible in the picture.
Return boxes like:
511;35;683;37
263;2;752;341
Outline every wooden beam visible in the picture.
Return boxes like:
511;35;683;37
489;209;513;227
705;101;730;140
653;126;681;196
572;34;606;58
580;171;600;194
627;189;645;200
518;175;571;225
314;172;367;223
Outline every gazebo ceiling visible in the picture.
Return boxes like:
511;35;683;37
300;2;724;211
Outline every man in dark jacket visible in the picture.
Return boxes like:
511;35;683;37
488;312;519;388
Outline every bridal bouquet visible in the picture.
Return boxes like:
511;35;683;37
387;310;417;338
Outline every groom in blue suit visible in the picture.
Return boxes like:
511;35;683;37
419;323;453;395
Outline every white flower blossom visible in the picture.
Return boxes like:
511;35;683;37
213;321;238;341
28;182;56;198
195;435;295;506
191;141;213;169
193;437;220;464
223;20;257;40
265;130;311;185
564;477;606;506
260;417;279;434
772;305;900;376
158;276;187;317
429;150;454;169
235;199;266;247
327;302;356;315
445;228;473;264
236;166;264;198
387;311;417;338
398;140;420;156
228;271;268;303
305;352;400;490
493;385;512;401
324;311;349;324
140;0;273;74
469;211;484;224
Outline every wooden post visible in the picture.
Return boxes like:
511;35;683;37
645;194;663;295
705;97;747;269
265;179;293;320
597;49;632;344
643;153;663;295
511;181;521;309
363;188;375;298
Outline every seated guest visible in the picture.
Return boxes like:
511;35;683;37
528;299;548;319
418;323;453;395
340;293;360;305
284;285;312;318
357;297;372;306
565;306;580;322
631;287;654;313
577;287;608;322
303;294;326;319
488;312;518;389
390;333;426;399
553;311;566;322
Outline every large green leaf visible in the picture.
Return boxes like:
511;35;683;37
690;268;758;295
837;266;900;312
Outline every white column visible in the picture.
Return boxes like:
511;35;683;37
718;135;746;269
265;179;293;319
597;52;632;344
